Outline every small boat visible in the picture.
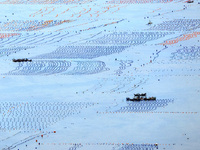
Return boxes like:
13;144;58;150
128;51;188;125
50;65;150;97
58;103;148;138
187;0;194;3
147;20;153;25
12;58;32;62
126;93;156;101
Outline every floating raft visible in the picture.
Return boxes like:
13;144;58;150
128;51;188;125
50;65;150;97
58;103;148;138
126;93;156;101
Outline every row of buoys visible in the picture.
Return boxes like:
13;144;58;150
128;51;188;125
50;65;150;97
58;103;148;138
107;0;174;4
149;19;200;31
40;142;160;146
161;32;200;45
97;111;198;114
35;45;128;59
0;0;84;4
